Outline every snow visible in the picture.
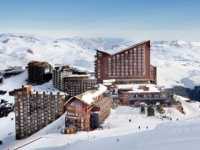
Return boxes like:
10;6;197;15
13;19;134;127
174;95;200;118
0;69;64;104
150;40;200;88
6;113;66;150
0;34;95;70
67;74;89;77
0;71;27;91
1;95;199;150
1;34;200;149
0;34;200;88
61;119;200;150
0;113;15;148
78;84;107;105
0;71;27;104
116;84;161;93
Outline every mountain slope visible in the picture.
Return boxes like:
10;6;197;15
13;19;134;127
0;33;200;88
151;41;200;88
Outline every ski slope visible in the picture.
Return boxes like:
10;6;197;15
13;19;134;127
4;97;200;150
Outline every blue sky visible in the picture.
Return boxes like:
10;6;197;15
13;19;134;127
0;0;200;40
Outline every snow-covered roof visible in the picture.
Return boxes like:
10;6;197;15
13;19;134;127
66;74;89;78
103;79;116;86
116;84;161;93
53;64;72;71
12;85;67;96
98;41;150;56
31;90;66;96
76;84;107;105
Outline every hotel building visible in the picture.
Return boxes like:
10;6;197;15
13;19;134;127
95;41;156;84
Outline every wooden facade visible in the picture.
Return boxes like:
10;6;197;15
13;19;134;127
65;98;91;131
64;90;112;132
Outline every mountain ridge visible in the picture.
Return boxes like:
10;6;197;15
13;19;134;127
0;33;200;88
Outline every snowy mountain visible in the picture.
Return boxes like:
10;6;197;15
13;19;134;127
0;33;200;88
151;40;200;88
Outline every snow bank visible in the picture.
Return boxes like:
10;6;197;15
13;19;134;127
0;112;15;150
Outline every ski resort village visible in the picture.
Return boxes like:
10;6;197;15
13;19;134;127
1;39;200;150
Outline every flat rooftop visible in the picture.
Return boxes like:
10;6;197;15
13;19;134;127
116;84;161;93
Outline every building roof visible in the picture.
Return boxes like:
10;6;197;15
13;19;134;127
10;85;67;96
103;79;116;86
116;84;161;93
28;61;50;68
114;40;150;55
53;64;88;75
75;84;107;105
97;40;150;56
65;74;89;78
54;65;71;71
96;50;111;56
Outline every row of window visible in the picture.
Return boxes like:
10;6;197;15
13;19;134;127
107;49;145;77
96;46;146;79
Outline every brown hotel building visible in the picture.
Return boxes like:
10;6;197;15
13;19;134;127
95;41;156;84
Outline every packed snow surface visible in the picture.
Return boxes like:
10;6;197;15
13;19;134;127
0;95;199;150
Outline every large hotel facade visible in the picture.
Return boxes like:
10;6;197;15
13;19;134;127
95;41;157;84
